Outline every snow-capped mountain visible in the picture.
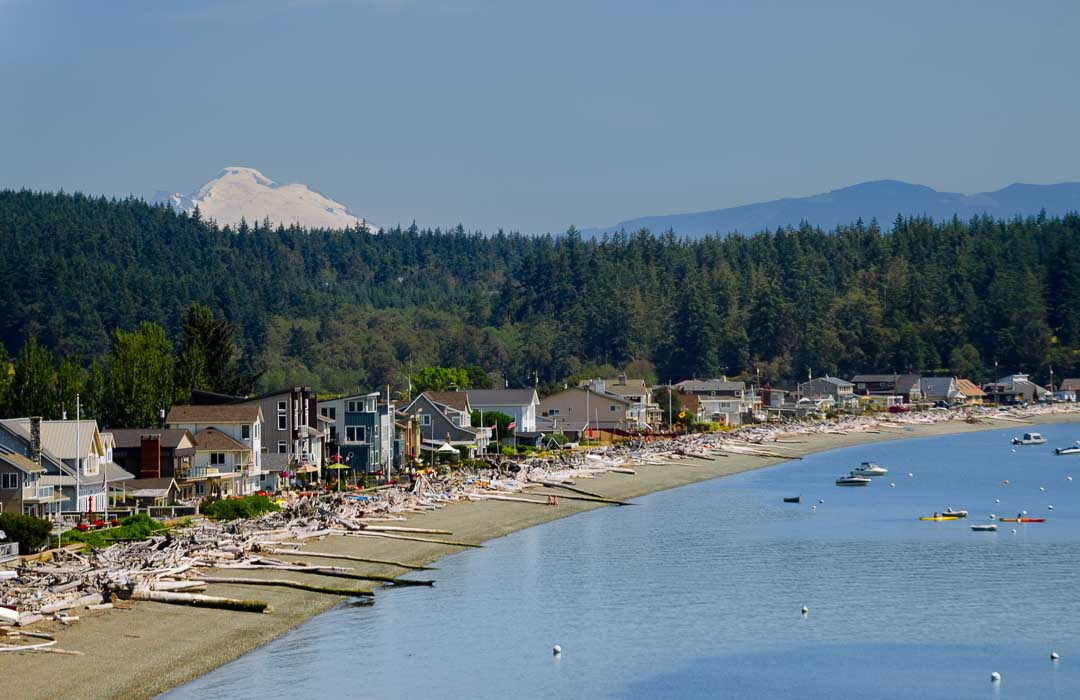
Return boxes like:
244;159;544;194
154;166;375;231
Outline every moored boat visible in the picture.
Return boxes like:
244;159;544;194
919;515;958;521
942;508;968;518
997;517;1046;523
971;523;998;531
1055;442;1080;455
851;461;888;477
836;474;871;486
783;496;801;503
1011;432;1047;445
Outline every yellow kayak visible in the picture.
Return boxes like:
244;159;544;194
919;516;958;521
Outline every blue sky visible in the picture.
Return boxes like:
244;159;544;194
3;0;1079;233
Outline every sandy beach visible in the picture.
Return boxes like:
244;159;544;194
3;413;1079;699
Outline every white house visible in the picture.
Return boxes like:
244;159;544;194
166;404;264;496
465;389;540;433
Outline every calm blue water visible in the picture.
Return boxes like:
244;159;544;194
168;424;1080;699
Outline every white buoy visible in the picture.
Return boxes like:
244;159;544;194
890;482;896;488
811;505;816;511
1022;510;1028;515
1012;448;1017;453
907;473;913;478
1040;486;1046;492
1068;476;1073;481
553;645;561;656
995;499;1001;504
801;606;809;615
1051;652;1060;661
1012;529;1017;534
819;499;824;504
990;513;996;519
991;671;1001;682
1048;505;1054;510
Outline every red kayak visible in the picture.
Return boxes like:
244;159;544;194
998;517;1046;523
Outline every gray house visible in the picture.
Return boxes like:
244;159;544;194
404;392;489;459
465;389;540;434
320;392;395;475
798;376;856;403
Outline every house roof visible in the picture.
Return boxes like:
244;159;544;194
919;377;956;396
0;451;44;474
193;428;249;452
674;379;746;393
105;462;135;482
423;391;471;414
955;379;987;397
0;418;102;460
109;428;194;450
1060;378;1080;391
126;477;179;499
542;386;632;406
895;374;922;394
814;376;854;387
465;389;538;406
850;374;899;383
167;404;262;425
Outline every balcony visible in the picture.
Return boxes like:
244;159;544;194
189;465;236;479
22;482;56;501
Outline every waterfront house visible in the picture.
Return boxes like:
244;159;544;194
394;409;421;471
465;389;540;433
674;379;746;399
954;379;987;405
166;404;264;496
0;451;56;518
851;374;923;403
0;418;129;514
235;387;324;487
578;377;661;429
798;376;856;404
320;392;395;476
110;429;197;499
919;377;961;404
122;477;182;507
1059;378;1080;402
982;374;1050;405
404;393;490;459
538;387;632;435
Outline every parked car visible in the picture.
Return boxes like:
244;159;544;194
888;404;910;413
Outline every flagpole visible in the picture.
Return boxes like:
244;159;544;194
76;394;81;518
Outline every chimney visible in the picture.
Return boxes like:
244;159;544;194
29;416;42;466
140;434;162;479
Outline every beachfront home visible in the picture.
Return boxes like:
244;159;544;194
955;379;987;406
404;393;490;459
110;429;197;499
393;409;421;470
578;377;661;429
0;451;56;518
235;387;324;487
982;374;1050;405
675;379;745;399
1059;378;1080;402
919;377;961;404
320;392;395;476
798;376;856;405
166;404;264;496
538;386;632;435
465;389;540;434
851;374;923;403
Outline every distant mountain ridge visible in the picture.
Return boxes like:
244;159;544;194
154;166;376;232
582;180;1080;238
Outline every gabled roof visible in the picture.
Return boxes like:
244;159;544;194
109;428;194;450
919;377;956;395
814;376;854;387
125;477;179;499
0;451;44;474
850;374;899;383
105;462;135;482
955;379;987;397
1059;378;1080;391
674;379;746;393
541;386;632;405
423;391;471;414
0;418;102;461
167;404;262;425
193;427;249;452
465;389;538;406
895;374;922;394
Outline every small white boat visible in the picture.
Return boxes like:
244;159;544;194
1011;432;1046;446
1054;442;1080;456
942;508;968;518
851;461;888;477
971;523;998;532
836;474;872;487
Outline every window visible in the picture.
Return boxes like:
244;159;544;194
278;414;287;430
347;401;358;412
346;426;366;443
365;399;376;412
254;422;260;439
548;409;560;416
610;405;618;412
321;407;337;419
277;401;287;412
1;473;18;489
277;441;287;454
451;415;460;426
420;413;431;427
195;482;205;495
210;453;226;466
242;424;251;440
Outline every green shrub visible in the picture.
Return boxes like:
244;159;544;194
63;512;168;548
0;512;53;554
201;494;280;520
500;446;516;456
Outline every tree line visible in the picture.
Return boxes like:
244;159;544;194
1;189;1077;425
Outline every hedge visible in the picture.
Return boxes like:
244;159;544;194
0;512;53;554
201;494;280;520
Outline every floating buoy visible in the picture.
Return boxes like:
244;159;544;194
1068;476;1073;481
991;671;1001;682
990;513;996;519
995;499;1001;504
818;499;824;504
1048;505;1054;510
1040;486;1046;492
1022;510;1028;515
1011;448;1017;453
1012;529;1017;534
907;473;914;478
1003;480;1009;485
811;505;816;512
1051;652;1060;661
553;645;561;656
801;606;809;615
890;482;896;488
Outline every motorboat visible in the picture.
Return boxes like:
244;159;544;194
971;523;998;531
1011;432;1046;445
783;496;801;503
836;474;871;487
850;461;888;477
942;508;968;518
1055;441;1080;456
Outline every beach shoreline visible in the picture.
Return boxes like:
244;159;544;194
3;411;1080;699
